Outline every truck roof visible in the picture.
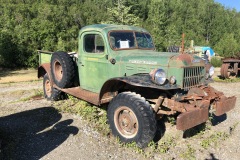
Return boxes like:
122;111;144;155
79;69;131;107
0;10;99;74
80;24;149;33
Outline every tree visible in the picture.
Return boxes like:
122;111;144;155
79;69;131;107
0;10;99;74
102;0;139;25
214;33;239;57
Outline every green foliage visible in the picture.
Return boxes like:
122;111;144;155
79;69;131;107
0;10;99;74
0;0;240;68
214;33;240;57
210;57;222;67
102;0;139;25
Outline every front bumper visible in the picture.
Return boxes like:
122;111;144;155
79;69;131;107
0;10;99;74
158;86;237;131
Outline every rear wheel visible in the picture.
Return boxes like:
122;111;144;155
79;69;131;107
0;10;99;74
107;92;156;148
43;74;65;101
221;63;236;78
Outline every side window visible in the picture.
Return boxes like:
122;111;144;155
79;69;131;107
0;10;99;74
84;34;105;53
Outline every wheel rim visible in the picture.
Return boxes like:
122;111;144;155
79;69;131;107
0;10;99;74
54;61;63;81
114;106;138;138
222;63;236;78
45;79;52;97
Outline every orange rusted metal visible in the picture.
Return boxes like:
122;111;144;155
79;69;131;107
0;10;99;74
176;100;209;130
176;54;192;64
214;96;236;116
54;85;100;105
38;63;51;78
181;33;185;54
53;61;63;81
157;110;176;115
155;86;236;130
162;98;187;113
221;63;231;78
154;96;164;112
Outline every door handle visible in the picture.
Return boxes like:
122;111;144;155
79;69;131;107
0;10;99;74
79;62;84;66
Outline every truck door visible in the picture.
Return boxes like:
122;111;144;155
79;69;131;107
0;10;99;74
78;32;109;93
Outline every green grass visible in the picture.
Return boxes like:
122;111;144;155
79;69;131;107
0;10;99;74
156;135;176;154
54;95;110;136
213;77;240;83
180;144;196;160
10;89;44;103
200;131;229;149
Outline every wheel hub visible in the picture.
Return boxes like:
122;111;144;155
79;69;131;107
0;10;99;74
54;61;63;81
114;106;138;138
45;79;52;97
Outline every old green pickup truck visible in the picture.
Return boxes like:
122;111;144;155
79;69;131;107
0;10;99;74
38;24;236;148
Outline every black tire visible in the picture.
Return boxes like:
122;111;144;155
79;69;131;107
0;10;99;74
168;46;179;52
107;92;156;148
50;51;75;88
43;74;65;101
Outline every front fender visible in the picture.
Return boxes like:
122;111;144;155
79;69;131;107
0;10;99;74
99;74;180;102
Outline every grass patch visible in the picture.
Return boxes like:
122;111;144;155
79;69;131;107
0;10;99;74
0;68;38;83
180;144;196;160
54;95;110;136
156;135;176;154
213;77;240;83
200;131;229;149
11;89;44;103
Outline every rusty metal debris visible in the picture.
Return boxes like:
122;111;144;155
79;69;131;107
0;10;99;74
220;58;240;78
176;100;209;130
214;96;236;116
154;86;236;131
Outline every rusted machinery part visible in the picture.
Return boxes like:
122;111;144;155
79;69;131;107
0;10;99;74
221;63;230;78
221;63;238;78
234;62;239;75
222;58;240;63
153;86;236;130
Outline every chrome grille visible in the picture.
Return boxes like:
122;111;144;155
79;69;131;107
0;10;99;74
183;66;205;91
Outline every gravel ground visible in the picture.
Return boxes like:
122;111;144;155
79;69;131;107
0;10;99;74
0;80;239;160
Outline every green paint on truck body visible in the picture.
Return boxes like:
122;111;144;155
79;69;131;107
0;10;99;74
77;24;206;93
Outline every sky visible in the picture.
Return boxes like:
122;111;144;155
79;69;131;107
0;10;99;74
215;0;240;12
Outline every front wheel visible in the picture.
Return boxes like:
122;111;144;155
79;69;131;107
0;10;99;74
107;92;156;148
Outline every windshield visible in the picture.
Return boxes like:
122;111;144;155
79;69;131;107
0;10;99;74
109;31;155;50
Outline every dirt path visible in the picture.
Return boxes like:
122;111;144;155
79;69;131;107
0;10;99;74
0;81;239;160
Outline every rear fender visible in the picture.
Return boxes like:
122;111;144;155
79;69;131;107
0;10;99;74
38;63;51;79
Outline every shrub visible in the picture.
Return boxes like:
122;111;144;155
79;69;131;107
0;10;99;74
210;57;222;67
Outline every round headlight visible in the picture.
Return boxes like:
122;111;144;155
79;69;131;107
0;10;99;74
209;66;214;77
154;69;166;85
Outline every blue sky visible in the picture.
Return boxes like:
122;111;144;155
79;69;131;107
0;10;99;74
215;0;240;11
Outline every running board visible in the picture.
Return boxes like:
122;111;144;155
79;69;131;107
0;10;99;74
53;85;99;105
